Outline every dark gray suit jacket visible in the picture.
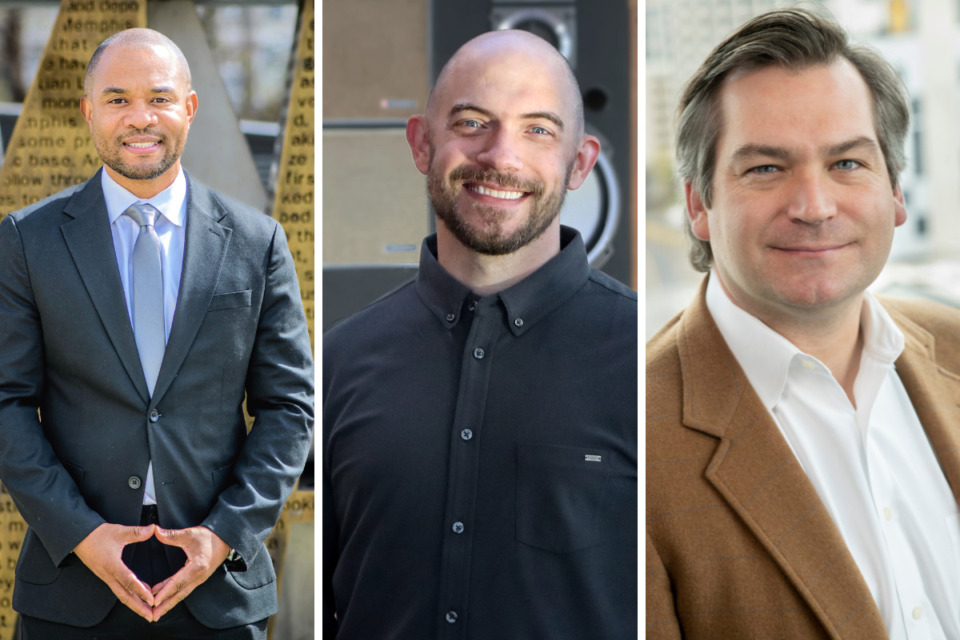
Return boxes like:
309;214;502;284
0;169;314;628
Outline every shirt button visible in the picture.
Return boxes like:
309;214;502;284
883;507;893;521
514;317;524;328
913;605;923;620
127;476;142;490
446;313;456;322
468;301;477;311
460;429;473;441
473;347;485;360
149;409;160;423
445;610;458;624
452;521;465;534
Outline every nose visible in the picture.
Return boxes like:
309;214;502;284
124;101;159;130
475;129;523;173
786;169;837;224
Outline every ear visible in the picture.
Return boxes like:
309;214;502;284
566;134;601;190
185;90;198;124
406;115;431;175
685;181;711;241
892;184;907;228
80;95;94;131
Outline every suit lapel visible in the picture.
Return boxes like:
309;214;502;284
152;177;231;402
60;171;149;402
886;305;960;505
677;282;888;639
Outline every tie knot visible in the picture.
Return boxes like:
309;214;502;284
125;203;159;228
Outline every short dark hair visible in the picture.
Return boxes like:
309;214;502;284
676;7;910;272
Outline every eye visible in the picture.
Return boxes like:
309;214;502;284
833;159;862;171
748;164;779;175
459;119;482;128
530;126;550;135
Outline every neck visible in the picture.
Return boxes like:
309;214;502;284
717;275;866;406
105;164;180;200
436;222;561;296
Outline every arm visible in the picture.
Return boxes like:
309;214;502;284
647;532;684;640
0;215;105;563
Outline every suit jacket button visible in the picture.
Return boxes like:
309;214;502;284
128;476;142;490
149;409;160;423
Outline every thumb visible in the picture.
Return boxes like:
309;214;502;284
125;523;156;544
154;526;182;546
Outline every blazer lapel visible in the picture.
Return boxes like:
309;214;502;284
677;282;888;639
152;177;231;402
886;304;960;505
59;172;149;402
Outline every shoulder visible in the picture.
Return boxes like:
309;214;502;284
3;179;94;230
324;279;419;344
185;175;279;235
578;269;638;328
880;295;960;366
586;269;638;302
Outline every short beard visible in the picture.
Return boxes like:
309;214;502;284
95;129;180;181
428;164;572;256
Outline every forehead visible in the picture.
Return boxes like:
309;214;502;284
434;49;572;120
89;43;184;91
716;59;877;152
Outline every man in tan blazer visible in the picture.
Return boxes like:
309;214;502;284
647;8;960;639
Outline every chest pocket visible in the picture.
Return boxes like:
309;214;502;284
208;290;252;311
516;443;611;553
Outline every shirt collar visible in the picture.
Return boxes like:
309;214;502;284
416;226;591;333
705;271;905;411
102;167;187;228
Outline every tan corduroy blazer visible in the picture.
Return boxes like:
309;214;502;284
646;278;960;639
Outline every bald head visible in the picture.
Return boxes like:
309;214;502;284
426;30;585;139
85;28;191;96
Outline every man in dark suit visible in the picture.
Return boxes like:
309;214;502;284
0;28;313;638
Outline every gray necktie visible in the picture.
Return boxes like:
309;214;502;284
124;203;165;396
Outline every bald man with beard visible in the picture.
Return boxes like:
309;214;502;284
323;30;637;639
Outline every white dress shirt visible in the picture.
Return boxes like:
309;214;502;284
103;169;188;505
706;272;960;640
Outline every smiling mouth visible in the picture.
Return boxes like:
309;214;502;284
466;184;527;201
774;244;850;253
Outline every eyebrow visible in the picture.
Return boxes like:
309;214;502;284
100;85;177;96
449;102;565;131
731;136;880;161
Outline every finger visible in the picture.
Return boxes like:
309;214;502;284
153;526;185;549
127;523;156;543
105;576;155;621
151;569;199;622
152;567;193;608
151;576;171;596
112;565;155;608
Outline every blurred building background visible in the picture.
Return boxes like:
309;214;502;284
646;0;960;338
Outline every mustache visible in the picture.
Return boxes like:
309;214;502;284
448;167;544;197
119;128;165;141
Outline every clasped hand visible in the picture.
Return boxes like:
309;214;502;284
73;522;231;622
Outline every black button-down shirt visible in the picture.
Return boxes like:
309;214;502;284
323;227;637;639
